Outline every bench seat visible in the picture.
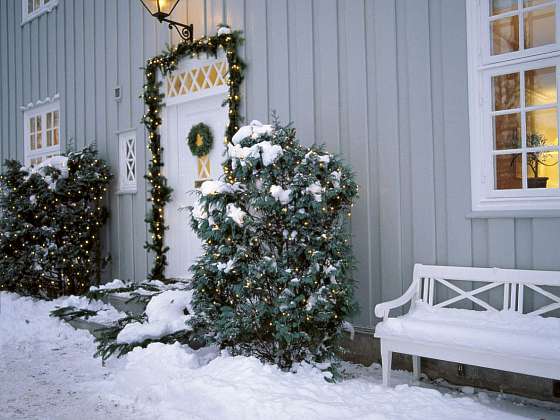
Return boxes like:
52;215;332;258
376;302;560;363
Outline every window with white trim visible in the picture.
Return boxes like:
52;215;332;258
467;0;560;211
24;100;60;167
118;130;137;193
22;0;58;23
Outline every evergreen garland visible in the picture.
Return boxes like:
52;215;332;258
0;146;112;298
187;122;214;157
141;26;245;281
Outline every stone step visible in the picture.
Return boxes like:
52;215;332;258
101;293;147;316
65;317;110;339
61;293;148;338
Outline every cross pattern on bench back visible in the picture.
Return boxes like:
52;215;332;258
415;265;560;316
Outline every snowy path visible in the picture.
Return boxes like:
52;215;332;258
0;294;148;420
1;292;559;420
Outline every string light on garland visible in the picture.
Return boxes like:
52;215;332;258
141;25;245;281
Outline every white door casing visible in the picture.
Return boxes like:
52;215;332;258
161;53;229;279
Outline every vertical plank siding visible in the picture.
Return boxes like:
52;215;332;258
1;0;559;328
0;0;162;284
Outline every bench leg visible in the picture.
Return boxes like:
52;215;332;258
381;343;392;387
412;355;421;381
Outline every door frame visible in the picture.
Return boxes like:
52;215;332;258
161;90;228;280
141;31;245;280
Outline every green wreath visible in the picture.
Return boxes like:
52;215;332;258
187;123;214;157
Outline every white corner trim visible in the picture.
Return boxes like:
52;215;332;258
21;0;58;26
20;94;60;111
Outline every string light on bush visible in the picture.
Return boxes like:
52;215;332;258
0;146;112;297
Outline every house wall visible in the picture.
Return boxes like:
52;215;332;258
1;0;559;330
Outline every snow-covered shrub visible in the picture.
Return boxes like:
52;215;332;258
67;279;197;361
189;120;358;369
0;146;112;298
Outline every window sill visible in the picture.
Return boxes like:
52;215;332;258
117;188;137;195
467;209;560;219
21;1;58;26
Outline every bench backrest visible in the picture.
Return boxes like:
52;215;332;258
413;264;560;316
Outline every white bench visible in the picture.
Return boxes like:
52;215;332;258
374;264;560;387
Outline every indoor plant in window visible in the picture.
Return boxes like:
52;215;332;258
511;133;555;188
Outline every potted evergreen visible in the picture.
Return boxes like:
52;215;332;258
511;133;554;188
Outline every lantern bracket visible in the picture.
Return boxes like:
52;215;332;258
162;18;194;43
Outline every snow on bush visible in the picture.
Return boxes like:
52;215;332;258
189;119;359;370
269;185;291;204
117;290;194;344
231;120;273;144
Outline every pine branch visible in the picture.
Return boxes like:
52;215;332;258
50;306;100;321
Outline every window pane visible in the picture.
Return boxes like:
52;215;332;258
524;6;555;49
30;133;35;151
491;15;520;55
36;116;42;149
528;151;558;188
493;72;520;110
492;0;518;15
494;113;521;149
526;108;558;146
53;128;59;145
524;0;551;6
46;112;52;129
525;66;556;106
53;110;59;128
28;0;33;13
495;153;523;189
46;130;52;147
34;0;40;10
29;117;35;134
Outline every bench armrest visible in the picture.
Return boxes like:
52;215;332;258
374;278;420;321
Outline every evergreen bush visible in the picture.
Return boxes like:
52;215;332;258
189;120;358;370
0;145;112;298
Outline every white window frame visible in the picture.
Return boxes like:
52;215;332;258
21;0;58;25
23;99;61;167
467;0;560;211
118;129;137;194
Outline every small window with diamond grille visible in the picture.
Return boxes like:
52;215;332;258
118;130;137;194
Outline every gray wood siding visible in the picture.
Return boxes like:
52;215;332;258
1;0;559;329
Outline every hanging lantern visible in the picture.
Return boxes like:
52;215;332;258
139;0;193;42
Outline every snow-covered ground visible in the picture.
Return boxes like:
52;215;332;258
1;292;559;420
0;293;148;420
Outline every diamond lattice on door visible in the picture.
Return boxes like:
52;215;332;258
166;61;229;97
197;155;211;180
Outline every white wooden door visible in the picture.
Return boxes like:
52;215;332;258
162;93;227;279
